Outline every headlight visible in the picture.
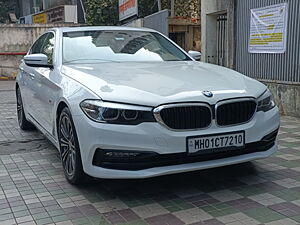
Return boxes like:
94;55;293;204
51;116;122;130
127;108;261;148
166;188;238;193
257;89;276;112
80;100;155;125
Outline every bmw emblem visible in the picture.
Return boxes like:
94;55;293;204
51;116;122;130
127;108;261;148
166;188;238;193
202;91;213;98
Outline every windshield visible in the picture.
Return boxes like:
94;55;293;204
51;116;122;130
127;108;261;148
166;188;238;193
62;30;191;64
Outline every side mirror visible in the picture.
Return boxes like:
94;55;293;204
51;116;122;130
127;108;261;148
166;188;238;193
24;54;51;68
188;50;201;61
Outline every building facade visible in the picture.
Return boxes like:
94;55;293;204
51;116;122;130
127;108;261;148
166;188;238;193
201;0;300;117
164;0;201;52
17;0;85;24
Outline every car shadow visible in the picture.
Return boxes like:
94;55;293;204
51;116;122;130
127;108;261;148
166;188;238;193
73;162;260;199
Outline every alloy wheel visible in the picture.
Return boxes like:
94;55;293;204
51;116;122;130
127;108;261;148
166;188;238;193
60;115;76;177
17;89;23;126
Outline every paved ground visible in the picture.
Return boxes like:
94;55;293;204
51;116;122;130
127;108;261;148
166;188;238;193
1;81;300;225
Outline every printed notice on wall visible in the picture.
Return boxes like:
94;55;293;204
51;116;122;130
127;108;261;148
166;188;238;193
249;3;288;53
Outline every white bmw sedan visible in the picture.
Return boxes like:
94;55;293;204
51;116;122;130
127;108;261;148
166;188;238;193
16;26;280;184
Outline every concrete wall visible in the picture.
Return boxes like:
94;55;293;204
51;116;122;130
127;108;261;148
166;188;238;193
201;0;235;68
0;24;79;78
264;81;300;118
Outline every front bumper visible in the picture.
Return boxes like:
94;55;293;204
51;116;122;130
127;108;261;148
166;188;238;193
73;106;280;179
92;128;278;170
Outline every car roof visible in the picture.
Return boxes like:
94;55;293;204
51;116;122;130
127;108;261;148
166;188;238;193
50;26;158;33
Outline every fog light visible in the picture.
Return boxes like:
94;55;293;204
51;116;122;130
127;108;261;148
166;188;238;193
105;152;140;158
261;129;279;142
92;149;159;168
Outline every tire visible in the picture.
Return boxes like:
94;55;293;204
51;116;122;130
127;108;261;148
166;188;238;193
16;87;35;130
58;107;87;184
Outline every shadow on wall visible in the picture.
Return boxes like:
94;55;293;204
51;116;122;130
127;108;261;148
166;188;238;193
0;55;24;79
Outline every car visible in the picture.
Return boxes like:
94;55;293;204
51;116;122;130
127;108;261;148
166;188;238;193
16;26;280;184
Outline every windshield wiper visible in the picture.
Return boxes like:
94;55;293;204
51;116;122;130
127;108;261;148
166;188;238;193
64;59;117;64
164;59;187;61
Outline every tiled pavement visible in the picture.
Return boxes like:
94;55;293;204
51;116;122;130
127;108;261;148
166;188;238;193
1;81;300;225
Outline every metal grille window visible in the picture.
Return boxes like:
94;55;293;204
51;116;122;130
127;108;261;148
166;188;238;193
217;14;228;66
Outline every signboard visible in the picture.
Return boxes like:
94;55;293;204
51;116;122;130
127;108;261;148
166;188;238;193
47;6;65;23
119;0;138;21
249;3;288;54
32;5;77;24
33;12;47;24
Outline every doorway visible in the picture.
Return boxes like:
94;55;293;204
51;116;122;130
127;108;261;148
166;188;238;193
169;32;186;50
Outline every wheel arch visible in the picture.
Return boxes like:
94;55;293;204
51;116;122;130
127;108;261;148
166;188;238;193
15;82;19;94
55;99;77;140
56;101;69;128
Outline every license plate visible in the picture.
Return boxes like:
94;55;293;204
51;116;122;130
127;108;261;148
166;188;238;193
187;132;245;154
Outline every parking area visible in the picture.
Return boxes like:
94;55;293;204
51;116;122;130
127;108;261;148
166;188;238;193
1;81;300;225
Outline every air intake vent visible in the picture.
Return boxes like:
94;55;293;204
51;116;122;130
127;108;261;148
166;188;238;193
154;104;212;130
216;100;257;126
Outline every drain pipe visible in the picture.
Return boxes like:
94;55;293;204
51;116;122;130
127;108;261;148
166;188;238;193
79;0;86;23
157;0;161;11
171;0;175;17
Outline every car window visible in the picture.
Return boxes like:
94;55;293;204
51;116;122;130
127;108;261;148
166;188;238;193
30;33;48;54
41;32;55;65
62;30;192;63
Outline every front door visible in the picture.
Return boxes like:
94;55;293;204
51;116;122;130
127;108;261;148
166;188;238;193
22;33;49;119
30;32;58;134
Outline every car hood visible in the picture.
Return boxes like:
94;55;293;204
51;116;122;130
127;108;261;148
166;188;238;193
61;61;266;106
